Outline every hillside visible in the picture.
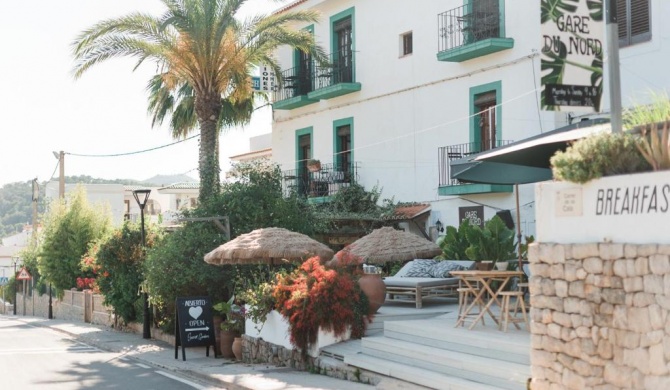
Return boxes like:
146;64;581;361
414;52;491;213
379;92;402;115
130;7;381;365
0;175;174;239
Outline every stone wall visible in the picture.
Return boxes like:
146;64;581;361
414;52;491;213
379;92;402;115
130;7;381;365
530;243;670;390
15;289;114;327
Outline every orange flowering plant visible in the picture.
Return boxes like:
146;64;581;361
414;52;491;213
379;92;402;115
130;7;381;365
272;255;370;358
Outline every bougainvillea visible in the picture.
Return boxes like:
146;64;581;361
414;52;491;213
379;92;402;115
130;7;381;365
272;255;370;359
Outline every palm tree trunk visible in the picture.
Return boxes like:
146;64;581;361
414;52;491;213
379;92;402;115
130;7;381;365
196;94;223;203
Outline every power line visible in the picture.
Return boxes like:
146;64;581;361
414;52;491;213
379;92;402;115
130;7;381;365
66;134;199;158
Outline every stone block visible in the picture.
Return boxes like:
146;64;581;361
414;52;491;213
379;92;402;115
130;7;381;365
549;264;565;280
664;274;670;296
555;280;568;298
624;347;651;375
644;375;670;390
553;311;572;327
632;292;655;307
584;284;603;304
568;280;585;298
601;288;625;305
532;263;550;278
573;359;597;377
533;349;558;368
562;367;586;389
624;244;638;259
564;261;578;282
612;306;628;330
634;257;649;277
539;244;555;263
600;302;614;314
594;275;613;288
612;259;627;277
547;323;562;339
610;276;623;289
564;298;582;314
594;314;612;328
638;244;658;257
603;259;614;276
640;330;663;347
597;338;613;359
658;244;670;256
643;274;664;294
576;326;591;338
648;304;664;330
573;243;599;259
571;314;583;328
576;268;588;280
581;337;596;355
626;259;637;277
614;329;640;349
584;257;604;274
557;352;574;368
542;335;564;353
649;254;670;275
655;294;670;310
600;243;624;260
551;244;566;264
629;306;652;333
531;334;544;349
623;276;643;293
532;322;547;336
604;363;633;388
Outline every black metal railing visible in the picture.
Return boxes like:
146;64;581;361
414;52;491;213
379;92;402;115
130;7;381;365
283;161;360;198
313;51;355;90
274;65;314;102
438;2;502;52
438;140;513;186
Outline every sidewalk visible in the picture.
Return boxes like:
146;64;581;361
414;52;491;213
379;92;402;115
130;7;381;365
9;315;376;390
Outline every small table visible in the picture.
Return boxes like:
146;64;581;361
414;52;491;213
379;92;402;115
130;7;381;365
450;270;523;330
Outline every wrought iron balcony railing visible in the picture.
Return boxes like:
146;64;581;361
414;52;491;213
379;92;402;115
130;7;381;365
438;2;502;52
274;65;314;102
283;161;360;198
438;140;513;186
312;51;355;90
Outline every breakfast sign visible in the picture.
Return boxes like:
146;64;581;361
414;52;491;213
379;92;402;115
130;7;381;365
541;0;603;111
175;296;217;361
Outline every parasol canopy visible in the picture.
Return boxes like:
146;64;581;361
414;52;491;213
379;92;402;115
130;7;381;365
204;227;333;265
336;226;441;265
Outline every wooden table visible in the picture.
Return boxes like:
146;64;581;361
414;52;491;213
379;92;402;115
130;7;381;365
450;270;523;330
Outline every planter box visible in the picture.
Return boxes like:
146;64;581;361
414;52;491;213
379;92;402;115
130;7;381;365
244;309;350;357
536;171;670;244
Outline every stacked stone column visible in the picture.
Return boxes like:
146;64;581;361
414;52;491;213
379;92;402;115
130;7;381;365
530;243;670;390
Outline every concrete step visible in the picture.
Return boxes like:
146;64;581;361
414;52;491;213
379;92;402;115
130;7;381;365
383;318;530;365
366;309;447;334
345;353;503;390
361;336;529;390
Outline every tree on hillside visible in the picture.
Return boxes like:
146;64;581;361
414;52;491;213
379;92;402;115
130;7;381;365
72;0;327;204
39;186;111;292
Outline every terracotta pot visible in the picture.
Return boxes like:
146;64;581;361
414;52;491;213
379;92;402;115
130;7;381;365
220;330;239;358
475;261;494;271
232;337;243;361
358;273;386;314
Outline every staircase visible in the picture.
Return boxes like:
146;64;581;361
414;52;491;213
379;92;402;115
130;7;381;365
343;317;530;390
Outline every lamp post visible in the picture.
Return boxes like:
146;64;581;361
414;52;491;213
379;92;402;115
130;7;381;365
133;189;151;339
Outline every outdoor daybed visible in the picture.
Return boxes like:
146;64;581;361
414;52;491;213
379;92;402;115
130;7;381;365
383;259;475;309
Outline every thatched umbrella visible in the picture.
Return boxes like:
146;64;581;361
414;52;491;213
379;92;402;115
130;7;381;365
204;227;333;265
336;226;441;265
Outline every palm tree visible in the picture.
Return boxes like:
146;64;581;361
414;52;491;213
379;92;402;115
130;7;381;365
72;0;326;203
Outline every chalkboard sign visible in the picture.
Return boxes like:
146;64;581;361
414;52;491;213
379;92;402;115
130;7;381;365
174;296;217;361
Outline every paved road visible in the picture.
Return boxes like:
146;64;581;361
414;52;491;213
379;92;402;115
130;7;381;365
0;317;218;389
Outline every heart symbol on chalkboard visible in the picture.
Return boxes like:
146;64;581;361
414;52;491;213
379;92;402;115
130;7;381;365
188;306;203;320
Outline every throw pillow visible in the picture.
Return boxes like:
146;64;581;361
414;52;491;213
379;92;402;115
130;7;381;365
404;259;438;277
429;261;466;278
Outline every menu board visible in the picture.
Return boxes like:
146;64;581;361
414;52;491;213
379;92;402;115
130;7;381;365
174;296;217;361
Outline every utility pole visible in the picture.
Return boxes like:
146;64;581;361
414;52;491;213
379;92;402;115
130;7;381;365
606;0;622;133
58;151;65;198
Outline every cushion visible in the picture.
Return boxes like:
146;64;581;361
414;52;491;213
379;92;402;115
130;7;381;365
429;261;467;278
403;259;438;277
384;277;460;288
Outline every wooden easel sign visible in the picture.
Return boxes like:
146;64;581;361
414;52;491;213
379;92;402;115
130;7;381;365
175;296;217;361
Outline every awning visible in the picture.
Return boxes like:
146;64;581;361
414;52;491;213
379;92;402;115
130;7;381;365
451;119;611;185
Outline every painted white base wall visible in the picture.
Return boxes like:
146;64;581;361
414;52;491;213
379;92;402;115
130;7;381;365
244;309;350;357
536;171;670;244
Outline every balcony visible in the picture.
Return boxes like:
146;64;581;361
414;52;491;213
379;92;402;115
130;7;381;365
436;2;514;62
438;140;514;196
283;162;360;200
272;65;318;110
307;51;361;101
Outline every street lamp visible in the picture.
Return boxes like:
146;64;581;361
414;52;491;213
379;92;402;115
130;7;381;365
133;189;151;339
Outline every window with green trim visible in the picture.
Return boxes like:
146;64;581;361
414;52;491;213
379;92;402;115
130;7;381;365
331;9;354;83
469;81;502;153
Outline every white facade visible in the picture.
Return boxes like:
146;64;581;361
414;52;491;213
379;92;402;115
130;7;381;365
269;0;667;239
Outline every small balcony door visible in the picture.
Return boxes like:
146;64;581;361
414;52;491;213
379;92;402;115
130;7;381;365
298;134;312;194
475;91;497;152
297;50;312;95
334;17;353;83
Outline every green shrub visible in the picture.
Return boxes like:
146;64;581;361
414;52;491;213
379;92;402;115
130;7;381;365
464;216;517;266
89;222;159;325
624;92;670;171
144;221;231;332
436;219;475;260
550;132;651;183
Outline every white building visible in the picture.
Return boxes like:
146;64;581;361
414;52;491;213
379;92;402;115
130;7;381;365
268;0;664;239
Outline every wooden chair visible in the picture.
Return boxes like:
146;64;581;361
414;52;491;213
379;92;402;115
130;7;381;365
498;290;528;332
456;280;485;327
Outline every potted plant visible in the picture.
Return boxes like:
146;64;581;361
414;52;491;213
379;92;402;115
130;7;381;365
213;296;245;359
307;159;321;172
464;215;517;271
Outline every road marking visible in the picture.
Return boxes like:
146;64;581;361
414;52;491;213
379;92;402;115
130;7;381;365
155;371;207;389
136;363;151;369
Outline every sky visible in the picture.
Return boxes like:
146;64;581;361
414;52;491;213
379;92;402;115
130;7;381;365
0;0;280;187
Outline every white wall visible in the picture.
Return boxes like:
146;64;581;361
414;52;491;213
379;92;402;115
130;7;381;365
270;0;669;240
